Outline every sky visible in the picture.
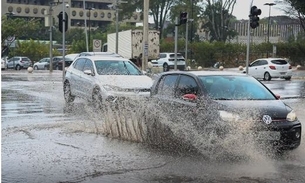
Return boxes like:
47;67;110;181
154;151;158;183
232;0;285;20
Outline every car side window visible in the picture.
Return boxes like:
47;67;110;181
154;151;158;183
250;60;260;66
74;58;86;71
176;75;199;98
83;59;94;72
157;75;179;96
260;60;268;65
159;54;166;58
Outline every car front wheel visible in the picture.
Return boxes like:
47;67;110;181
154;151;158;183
64;81;75;103
92;88;103;109
34;66;38;70
264;72;271;81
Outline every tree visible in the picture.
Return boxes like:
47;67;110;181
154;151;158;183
275;0;305;31
1;15;40;47
203;0;237;42
122;0;179;38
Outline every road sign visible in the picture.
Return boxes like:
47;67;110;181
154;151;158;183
93;39;102;52
144;43;148;56
6;36;15;43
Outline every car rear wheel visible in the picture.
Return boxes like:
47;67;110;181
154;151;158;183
44;66;48;70
64;81;75;103
92;88;103;109
285;76;291;80
15;65;21;70
163;63;169;72
34;66;38;70
264;72;271;81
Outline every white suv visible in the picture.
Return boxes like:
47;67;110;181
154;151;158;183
151;52;186;72
246;58;293;80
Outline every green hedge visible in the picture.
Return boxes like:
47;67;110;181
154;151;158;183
160;41;305;67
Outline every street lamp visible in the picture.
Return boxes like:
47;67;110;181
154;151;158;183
264;2;276;44
87;7;94;51
108;0;127;54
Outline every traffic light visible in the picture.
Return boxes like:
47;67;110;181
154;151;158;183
250;6;262;29
179;12;187;25
58;11;68;33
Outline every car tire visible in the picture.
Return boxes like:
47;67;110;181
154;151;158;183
284;76;291;81
92;88;103;109
264;72;271;81
44;66;48;70
163;63;169;72
15;65;21;70
34;66;38;70
63;81;75;103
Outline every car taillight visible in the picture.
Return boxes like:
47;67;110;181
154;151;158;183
289;65;292;69
269;65;276;70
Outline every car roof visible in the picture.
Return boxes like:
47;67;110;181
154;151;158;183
79;55;131;61
79;52;122;57
160;70;247;76
255;58;287;61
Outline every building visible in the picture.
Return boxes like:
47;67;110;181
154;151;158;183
1;0;141;29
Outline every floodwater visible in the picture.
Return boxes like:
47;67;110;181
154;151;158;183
1;70;305;183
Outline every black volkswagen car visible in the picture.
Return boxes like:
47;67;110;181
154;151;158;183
149;71;301;151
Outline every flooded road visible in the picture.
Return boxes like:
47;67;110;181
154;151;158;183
2;70;305;183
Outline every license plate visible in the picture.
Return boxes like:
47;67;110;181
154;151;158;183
256;131;281;140
280;72;286;75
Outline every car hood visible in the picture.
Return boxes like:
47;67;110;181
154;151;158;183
214;100;291;119
96;75;153;89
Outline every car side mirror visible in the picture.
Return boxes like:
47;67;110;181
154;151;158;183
275;94;281;100
182;94;197;101
84;70;93;76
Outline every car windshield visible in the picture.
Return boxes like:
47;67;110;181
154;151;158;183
95;60;143;75
199;75;276;100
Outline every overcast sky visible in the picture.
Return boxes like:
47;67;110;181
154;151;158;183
232;0;284;20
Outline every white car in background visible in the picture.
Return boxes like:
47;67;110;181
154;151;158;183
33;57;50;70
63;56;153;108
151;52;186;72
246;58;293;81
1;58;7;70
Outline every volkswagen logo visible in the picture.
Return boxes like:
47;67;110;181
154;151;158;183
262;115;272;124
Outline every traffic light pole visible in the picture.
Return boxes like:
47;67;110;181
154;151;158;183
174;17;179;71
49;3;53;73
246;0;254;74
62;2;66;82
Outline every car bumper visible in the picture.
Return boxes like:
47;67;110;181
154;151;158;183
269;70;293;78
254;120;301;150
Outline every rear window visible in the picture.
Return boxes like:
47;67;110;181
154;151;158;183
169;54;183;58
22;58;30;61
271;59;287;65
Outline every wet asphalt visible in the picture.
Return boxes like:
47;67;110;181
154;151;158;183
1;69;305;183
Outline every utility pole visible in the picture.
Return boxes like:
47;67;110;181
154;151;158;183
264;2;276;58
142;0;149;71
115;0;119;54
83;0;89;52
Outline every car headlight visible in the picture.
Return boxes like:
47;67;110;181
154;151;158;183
219;110;240;122
287;110;297;122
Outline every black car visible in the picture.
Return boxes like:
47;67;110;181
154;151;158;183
149;71;301;151
57;57;74;70
45;56;63;70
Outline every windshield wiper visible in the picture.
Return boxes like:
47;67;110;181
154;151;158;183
213;98;232;100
